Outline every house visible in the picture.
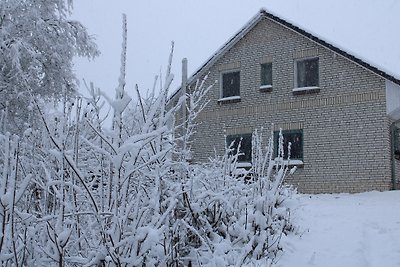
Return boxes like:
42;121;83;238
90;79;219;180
171;9;400;193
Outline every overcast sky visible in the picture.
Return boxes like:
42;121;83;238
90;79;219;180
72;0;400;98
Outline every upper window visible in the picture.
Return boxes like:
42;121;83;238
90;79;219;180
295;58;319;88
274;129;303;160
260;62;272;90
221;71;240;98
226;133;252;162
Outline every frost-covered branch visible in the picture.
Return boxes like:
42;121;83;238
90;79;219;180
0;10;298;266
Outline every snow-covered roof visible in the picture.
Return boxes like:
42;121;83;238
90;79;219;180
171;8;400;99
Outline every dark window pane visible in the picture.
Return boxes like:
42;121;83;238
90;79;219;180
394;127;400;159
222;71;240;98
297;61;307;87
274;130;303;160
261;63;272;86
296;58;319;88
226;133;252;162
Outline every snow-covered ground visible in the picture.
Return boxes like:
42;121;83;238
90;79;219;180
278;191;400;267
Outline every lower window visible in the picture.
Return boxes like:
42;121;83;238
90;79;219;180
274;129;303;160
226;133;252;162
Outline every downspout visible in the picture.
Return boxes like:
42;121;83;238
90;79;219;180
390;118;400;190
181;58;190;161
182;58;188;125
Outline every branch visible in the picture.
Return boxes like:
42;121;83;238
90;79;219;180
34;99;100;215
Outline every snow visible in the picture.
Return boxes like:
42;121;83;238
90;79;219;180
112;93;132;114
260;85;273;90
273;158;303;166
217;95;241;102
292;86;320;92
236;162;252;168
278;191;400;267
57;229;71;248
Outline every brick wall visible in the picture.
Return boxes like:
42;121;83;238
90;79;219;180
187;17;391;193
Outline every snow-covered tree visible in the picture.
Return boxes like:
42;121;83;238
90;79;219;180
0;0;99;132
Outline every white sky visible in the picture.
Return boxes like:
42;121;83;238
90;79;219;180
72;0;400;98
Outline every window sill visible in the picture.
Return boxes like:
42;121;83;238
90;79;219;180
273;158;304;167
234;160;303;169
217;96;241;104
236;162;252;168
292;86;320;95
259;85;273;92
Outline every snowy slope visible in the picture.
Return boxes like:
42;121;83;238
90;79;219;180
278;191;400;267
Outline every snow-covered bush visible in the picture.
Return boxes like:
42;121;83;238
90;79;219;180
0;15;297;267
168;128;296;266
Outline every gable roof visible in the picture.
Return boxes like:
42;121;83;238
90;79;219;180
172;8;400;99
259;9;400;85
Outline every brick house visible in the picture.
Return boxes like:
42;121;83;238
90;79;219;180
171;9;400;193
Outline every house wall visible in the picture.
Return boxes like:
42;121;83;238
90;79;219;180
188;17;391;193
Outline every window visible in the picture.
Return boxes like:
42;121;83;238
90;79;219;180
221;71;240;98
226;133;252;162
394;127;400;160
260;62;272;90
295;58;319;88
274;129;303;160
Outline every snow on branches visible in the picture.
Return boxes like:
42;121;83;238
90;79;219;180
0;0;99;133
0;14;297;267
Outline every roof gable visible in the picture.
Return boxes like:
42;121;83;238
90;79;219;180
179;8;400;94
260;10;400;85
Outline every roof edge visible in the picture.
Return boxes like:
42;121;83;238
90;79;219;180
259;9;400;85
170;8;400;100
169;10;264;100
